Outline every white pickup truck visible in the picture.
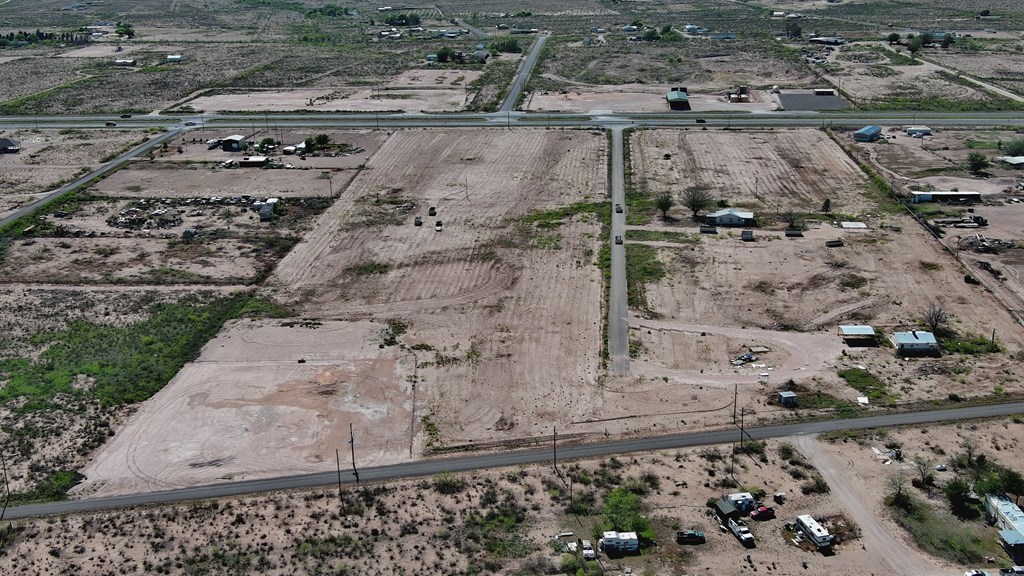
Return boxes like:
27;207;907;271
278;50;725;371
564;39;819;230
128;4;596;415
728;517;755;548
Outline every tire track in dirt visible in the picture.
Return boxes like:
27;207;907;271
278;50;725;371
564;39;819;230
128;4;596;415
794;435;948;576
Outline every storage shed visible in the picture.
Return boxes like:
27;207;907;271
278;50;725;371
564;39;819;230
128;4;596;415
909;190;981;204
666;87;691;111
838;325;877;346
712;499;740;522
906;126;932;136
222;135;246;152
891;331;939;355
853;125;882;142
778;391;798;407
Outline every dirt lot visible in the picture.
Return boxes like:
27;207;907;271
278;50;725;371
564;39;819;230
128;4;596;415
187;69;483;112
267;128;608;448
526;86;778;113
633;129;873;214
0;129;149;217
8;427;998;575
75;319;419;497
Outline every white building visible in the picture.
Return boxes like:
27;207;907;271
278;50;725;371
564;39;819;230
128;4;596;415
796;515;833;548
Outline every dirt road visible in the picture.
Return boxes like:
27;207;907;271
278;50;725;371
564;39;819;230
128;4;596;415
794;435;949;576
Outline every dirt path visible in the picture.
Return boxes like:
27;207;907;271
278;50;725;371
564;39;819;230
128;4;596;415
794;435;948;576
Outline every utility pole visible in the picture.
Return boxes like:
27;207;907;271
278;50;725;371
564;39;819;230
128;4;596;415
0;451;10;522
552;426;558;474
335;448;343;498
349;423;359;485
733;383;739;424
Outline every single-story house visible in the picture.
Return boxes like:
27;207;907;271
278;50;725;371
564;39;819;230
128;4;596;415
853;125;882;142
166;54;184;63
809;36;845;45
891;331;939;355
113;59;136;66
909;190;981;204
839;324;877;346
706;208;755;227
0;138;21;153
221;135;246;152
666;87;690;111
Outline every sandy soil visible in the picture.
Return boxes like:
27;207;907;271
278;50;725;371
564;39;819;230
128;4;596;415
75;319;418;497
57;44;143;58
16;421;1018;575
91;164;359;199
188;82;475;113
268;129;608;448
526;87;779;113
633;129;873;214
0;129;147;215
0;237;261;285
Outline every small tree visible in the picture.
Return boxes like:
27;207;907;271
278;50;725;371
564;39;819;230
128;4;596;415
907;36;923;57
437;47;455;63
661;24;672;35
785;21;801;38
966;152;990;174
643;29;660;41
887;32;901;44
314;134;331;148
782;210;803;230
821;198;832;214
303;137;317;152
920;301;950;335
682;185;713;221
920;32;934;46
943;476;976;519
887;473;913;511
655;193;675;219
912;454;935;487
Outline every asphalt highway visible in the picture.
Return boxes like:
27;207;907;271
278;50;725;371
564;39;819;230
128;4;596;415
499;34;547;113
6;402;1023;520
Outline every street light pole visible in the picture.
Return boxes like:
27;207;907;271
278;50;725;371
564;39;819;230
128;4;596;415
349;423;359;485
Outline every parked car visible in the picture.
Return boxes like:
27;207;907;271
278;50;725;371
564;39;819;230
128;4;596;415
935;464;948;471
615;203;623;213
750;506;775;520
675;530;706;544
998;567;1024;575
965;570;992;576
435;220;443;231
614;235;623;245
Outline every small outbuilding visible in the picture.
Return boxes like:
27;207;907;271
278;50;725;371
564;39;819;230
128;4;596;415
0;137;21;153
839;325;877;346
666;87;690;111
853;125;882;142
599;531;639;554
166;54;184;63
997;156;1024;168
891;331;939;355
222;135;246;152
778;391;798;407
906;126;932;136
706;208;755;227
239;155;268;167
712;499;741;522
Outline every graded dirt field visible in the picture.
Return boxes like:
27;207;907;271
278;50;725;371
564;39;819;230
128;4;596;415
269;128;608;448
0;128;149;217
525;86;778;113
632;129;873;214
75;319;418;497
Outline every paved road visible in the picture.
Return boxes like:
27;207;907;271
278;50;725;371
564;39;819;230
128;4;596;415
455;18;489;38
0;129;181;230
6;401;1023;520
608;126;630;376
499;34;547;112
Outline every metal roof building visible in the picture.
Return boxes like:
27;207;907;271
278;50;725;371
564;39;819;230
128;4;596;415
666;87;690;110
839;325;875;337
891;331;938;354
853;125;882;142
